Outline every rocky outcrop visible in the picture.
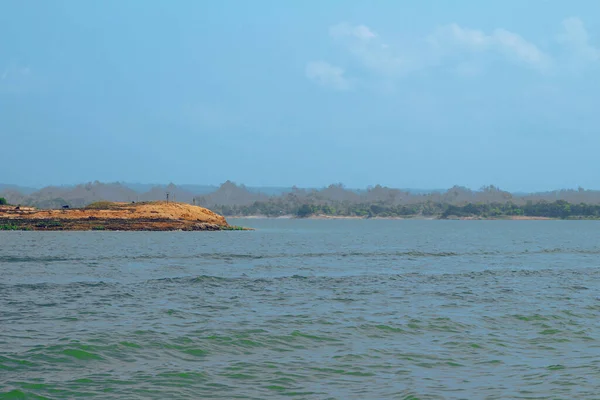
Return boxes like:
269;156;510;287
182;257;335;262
0;202;236;231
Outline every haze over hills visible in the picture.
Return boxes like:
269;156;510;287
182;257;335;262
0;184;38;195
2;181;600;214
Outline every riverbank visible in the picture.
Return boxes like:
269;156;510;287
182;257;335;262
0;202;245;231
227;214;559;220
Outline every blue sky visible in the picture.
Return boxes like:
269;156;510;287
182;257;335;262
1;0;599;191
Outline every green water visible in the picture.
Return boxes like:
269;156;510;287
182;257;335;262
1;219;600;398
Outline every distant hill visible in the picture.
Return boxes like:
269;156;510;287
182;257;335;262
122;183;218;194
196;181;270;207
0;184;38;195
137;183;196;204
2;181;600;211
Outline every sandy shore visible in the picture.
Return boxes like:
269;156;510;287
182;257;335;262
229;214;557;221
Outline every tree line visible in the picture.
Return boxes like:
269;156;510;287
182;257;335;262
5;181;600;217
210;199;600;219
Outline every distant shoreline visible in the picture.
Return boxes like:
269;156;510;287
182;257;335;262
228;214;558;221
4;182;600;221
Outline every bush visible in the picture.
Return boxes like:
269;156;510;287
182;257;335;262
296;204;314;218
0;223;19;230
35;220;63;228
222;225;247;231
0;197;7;205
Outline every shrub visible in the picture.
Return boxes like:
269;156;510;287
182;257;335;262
35;220;63;228
296;204;314;218
0;223;18;230
223;225;246;231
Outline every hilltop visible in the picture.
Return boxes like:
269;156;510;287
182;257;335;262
0;201;236;231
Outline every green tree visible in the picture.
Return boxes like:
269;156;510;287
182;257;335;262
296;204;313;218
0;197;7;205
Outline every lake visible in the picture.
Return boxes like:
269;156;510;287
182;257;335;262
1;219;599;399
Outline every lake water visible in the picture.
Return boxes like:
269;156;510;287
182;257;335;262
1;219;600;399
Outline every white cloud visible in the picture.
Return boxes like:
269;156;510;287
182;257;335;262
328;22;550;79
305;61;350;90
428;24;490;51
329;23;414;76
428;24;551;71
329;22;376;40
308;18;598;90
494;29;550;69
558;17;599;64
1;63;31;81
0;62;34;94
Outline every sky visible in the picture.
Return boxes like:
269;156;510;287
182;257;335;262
1;0;600;191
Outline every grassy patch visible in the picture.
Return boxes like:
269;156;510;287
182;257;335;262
85;201;121;210
222;225;248;231
0;223;31;231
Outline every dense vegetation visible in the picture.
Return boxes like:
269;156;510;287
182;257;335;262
4;181;600;220
211;199;600;219
0;197;7;205
440;200;600;219
211;201;433;218
0;223;21;230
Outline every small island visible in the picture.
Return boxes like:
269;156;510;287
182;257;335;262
0;201;244;231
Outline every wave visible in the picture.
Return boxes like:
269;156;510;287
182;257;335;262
3;248;600;265
0;251;471;264
143;267;600;286
0;281;112;291
4;264;598;291
0;256;84;263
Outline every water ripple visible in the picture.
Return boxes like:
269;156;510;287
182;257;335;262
1;221;600;398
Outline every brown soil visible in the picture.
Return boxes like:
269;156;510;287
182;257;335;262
0;202;233;231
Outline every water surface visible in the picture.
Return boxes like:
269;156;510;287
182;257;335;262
1;220;599;399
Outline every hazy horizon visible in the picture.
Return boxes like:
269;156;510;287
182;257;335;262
1;179;598;195
2;1;600;191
